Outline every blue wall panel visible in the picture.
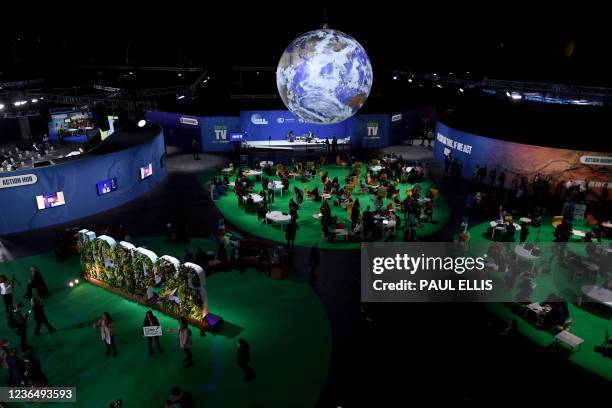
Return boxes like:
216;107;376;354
0;131;167;235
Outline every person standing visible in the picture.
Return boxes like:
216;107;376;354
31;297;55;335
143;310;163;356
5;348;25;386
12;303;28;351
24;266;46;300
0;338;9;382
0;274;13;312
309;246;320;284
168;317;193;367
93;312;117;358
236;339;255;381
23;349;49;387
191;138;200;160
285;221;297;249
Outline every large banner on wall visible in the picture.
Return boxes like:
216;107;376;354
351;114;390;148
240;110;352;142
434;121;612;191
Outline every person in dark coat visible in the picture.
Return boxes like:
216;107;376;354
12;303;28;351
285;221;297;249
31;297;55;335
237;339;255;381
23;349;49;387
6;347;25;386
24;266;46;299
143;310;163;355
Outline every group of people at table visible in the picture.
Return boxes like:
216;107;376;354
211;154;437;243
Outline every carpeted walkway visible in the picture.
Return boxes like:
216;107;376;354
0;237;331;408
201;164;450;249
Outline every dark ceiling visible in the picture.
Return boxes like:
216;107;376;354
1;7;610;115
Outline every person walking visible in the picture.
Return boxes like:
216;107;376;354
168;317;193;367
24;266;46;300
93;312;117;358
31;297;55;335
143;310;163;355
236;339;255;381
12;303;29;351
285;221;297;249
191;138;200;160
0;274;13;313
309;245;320;284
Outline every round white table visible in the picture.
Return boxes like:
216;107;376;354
514;244;540;261
519;217;532;224
313;213;323;221
370;165;383;174
260;161;274;168
382;157;397;163
243;194;263;204
403;166;413;173
268;180;284;196
266;211;292;229
489;221;521;240
581;285;612;308
221;167;235;173
243;170;262;177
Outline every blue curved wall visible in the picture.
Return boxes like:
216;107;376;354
0;130;167;236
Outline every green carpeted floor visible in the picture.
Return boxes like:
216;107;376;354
468;217;612;381
0;237;331;407
200;164;450;249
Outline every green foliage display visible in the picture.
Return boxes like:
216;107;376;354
77;230;207;323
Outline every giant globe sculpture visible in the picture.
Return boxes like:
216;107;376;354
276;28;373;124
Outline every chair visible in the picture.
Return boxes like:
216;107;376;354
346;203;353;217
371;159;380;166
504;215;513;223
304;187;314;200
306;161;315;171
429;188;439;200
377;188;387;199
406;188;413;198
586;214;598;226
336;156;347;166
552;215;563;229
346;183;355;193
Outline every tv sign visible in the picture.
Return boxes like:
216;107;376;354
179;117;199;126
366;122;379;138
214;125;228;141
0;174;38;189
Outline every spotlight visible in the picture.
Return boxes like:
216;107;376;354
74;279;80;284
459;88;464;93
433;73;437;76
393;75;398;80
31;99;38;103
511;93;522;100
137;119;146;128
177;95;186;100
436;84;443;89
68;282;74;288
0;104;4;110
408;78;413;83
177;72;183;77
505;91;511;97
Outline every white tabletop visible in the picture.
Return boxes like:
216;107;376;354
222;167;234;173
514;244;540;261
268;180;284;190
370;165;383;173
382;157;397;163
243;170;262;177
266;211;292;224
243;194;263;204
555;330;584;348
403;166;413;173
260;161;274;167
519;217;532;224
490;221;522;232
313;213;323;220
571;229;586;238
581;285;612;308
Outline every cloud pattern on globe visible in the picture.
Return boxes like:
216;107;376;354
276;29;373;124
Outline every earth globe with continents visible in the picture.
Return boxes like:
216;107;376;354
276;28;373;124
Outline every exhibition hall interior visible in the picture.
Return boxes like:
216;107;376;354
0;8;611;407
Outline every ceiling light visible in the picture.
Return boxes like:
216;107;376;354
459;88;464;93
436;84;443;88
137;119;146;127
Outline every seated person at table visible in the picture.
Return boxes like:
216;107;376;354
392;192;401;205
259;189;268;206
282;178;290;192
323;180;333;194
311;187;321;202
321;171;329;183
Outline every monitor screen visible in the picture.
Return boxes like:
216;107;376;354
229;132;244;142
36;192;66;210
140;163;153;179
97;178;118;196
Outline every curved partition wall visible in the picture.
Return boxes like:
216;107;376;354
434;121;611;190
0;124;167;235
